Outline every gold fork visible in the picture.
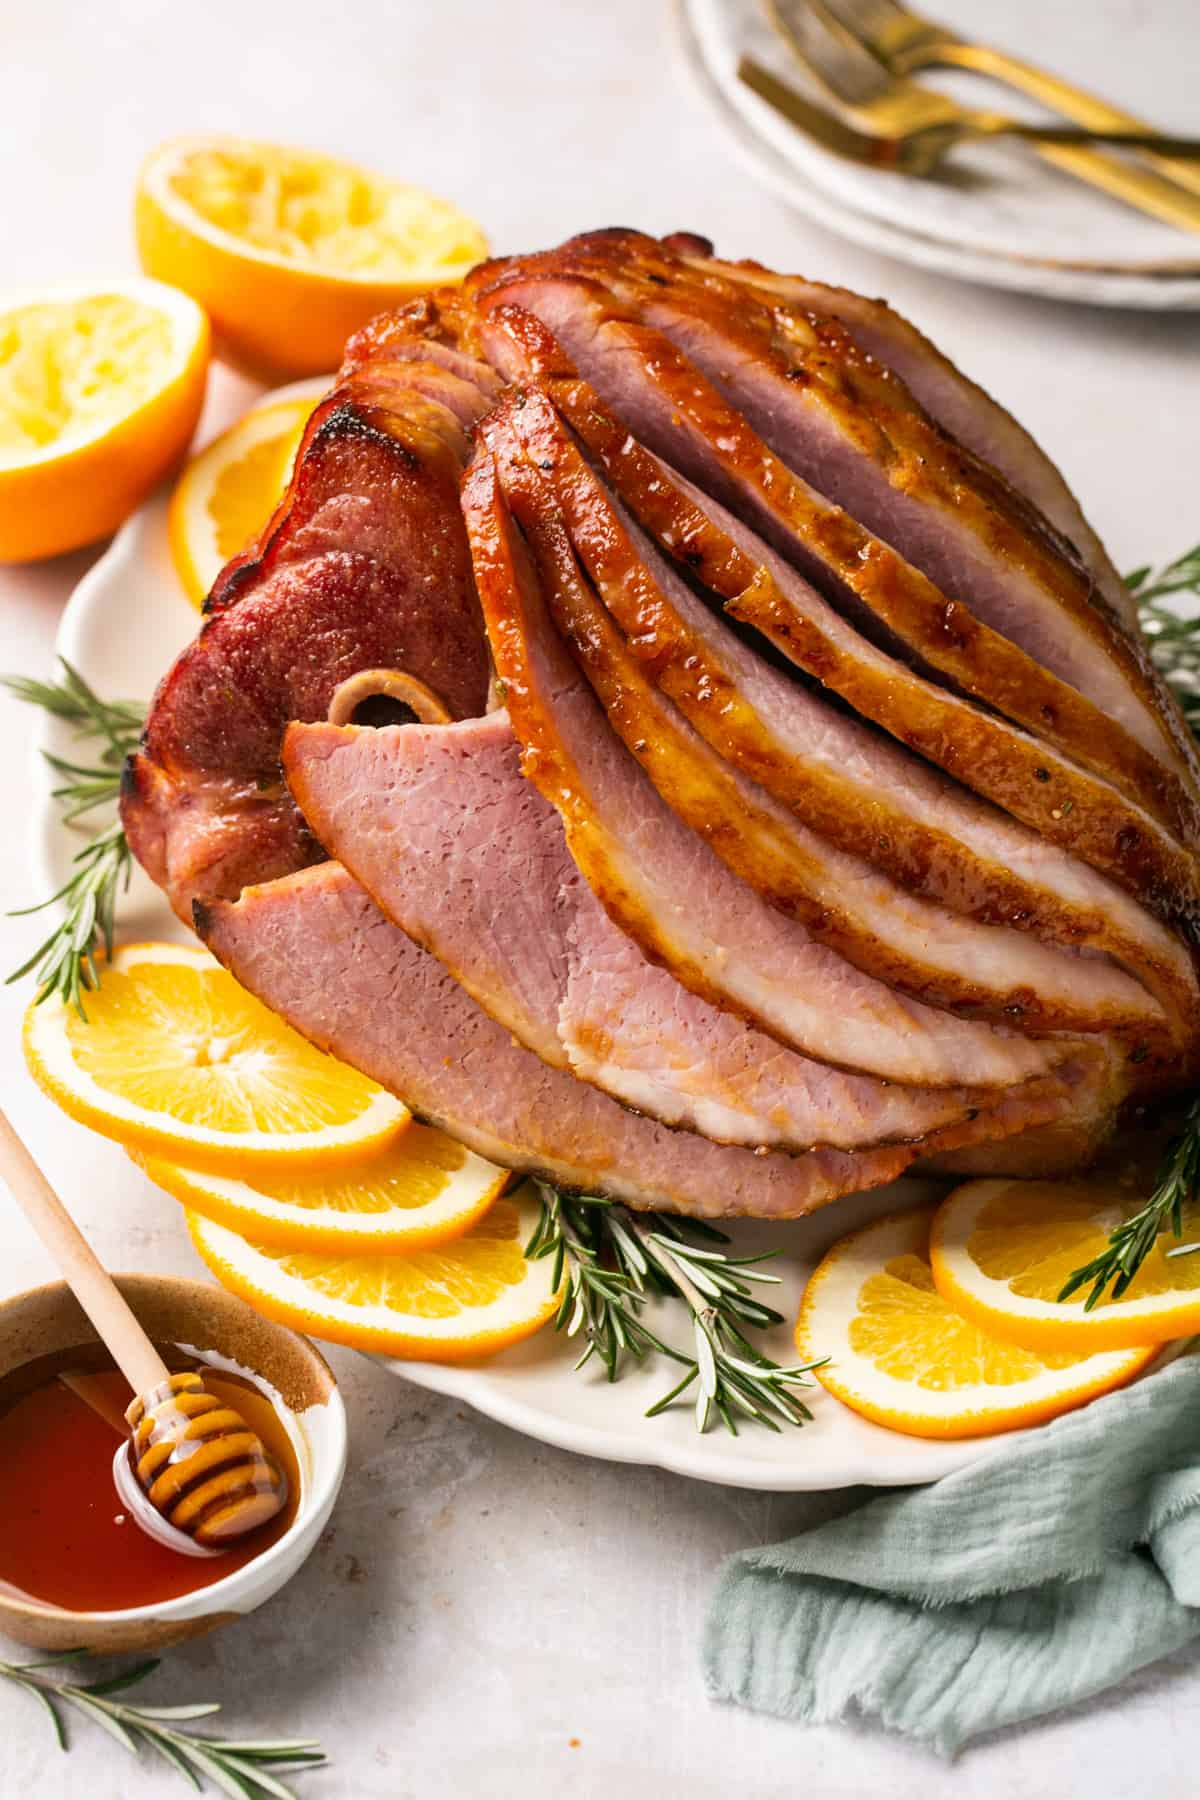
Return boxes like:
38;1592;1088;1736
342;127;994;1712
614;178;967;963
766;0;1200;235
739;56;1200;180
820;0;1200;201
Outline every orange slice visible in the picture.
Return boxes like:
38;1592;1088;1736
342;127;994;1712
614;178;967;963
0;279;208;561
24;942;408;1174
136;135;488;376
795;1207;1155;1439
930;1177;1200;1352
187;1185;562;1361
136;1124;508;1255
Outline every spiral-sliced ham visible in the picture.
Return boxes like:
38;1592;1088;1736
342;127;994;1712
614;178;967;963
551;231;1192;792
671;240;1138;631
499;327;1197;945
506;381;1196;1041
122;228;1200;1215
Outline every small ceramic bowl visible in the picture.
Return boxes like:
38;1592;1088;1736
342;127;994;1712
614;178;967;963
0;1274;346;1653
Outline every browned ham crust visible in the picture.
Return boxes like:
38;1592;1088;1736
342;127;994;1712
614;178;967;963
501;383;1195;1041
465;443;1079;1091
471;231;1198;818
669;242;1136;631
485;317;1197;944
122;299;495;922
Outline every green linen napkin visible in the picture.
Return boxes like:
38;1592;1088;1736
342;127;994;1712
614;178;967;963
703;1351;1200;1753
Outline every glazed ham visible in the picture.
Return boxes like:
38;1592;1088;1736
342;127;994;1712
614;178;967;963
509;325;1200;940
474;283;1199;863
509;387;1197;1035
122;228;1200;1218
665;240;1139;631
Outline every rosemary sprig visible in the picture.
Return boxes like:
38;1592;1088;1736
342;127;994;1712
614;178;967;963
1058;1097;1200;1309
1057;550;1200;1306
1;663;146;757
0;1650;325;1797
1126;542;1200;606
7;823;134;1016
1129;543;1200;735
1057;1094;1200;1310
527;1184;826;1433
635;1216;827;1433
526;1187;676;1378
2;660;145;1015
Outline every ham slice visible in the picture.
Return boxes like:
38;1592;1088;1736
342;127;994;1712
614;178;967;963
464;443;1072;1090
197;861;1080;1217
284;710;1054;1152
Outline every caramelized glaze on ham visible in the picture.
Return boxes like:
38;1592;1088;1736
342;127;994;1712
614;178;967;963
500;381;1196;1041
472;232;1198;813
471;266;1197;850
671;243;1139;630
482;315;1198;944
464;444;1074;1090
122;300;493;922
486;384;1181;1051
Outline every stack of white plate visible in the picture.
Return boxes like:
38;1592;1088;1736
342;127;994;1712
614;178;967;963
675;0;1200;309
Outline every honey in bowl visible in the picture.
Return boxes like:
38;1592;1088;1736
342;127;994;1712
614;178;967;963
0;1346;300;1613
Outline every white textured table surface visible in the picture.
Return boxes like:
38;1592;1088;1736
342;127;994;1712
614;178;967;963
2;2;1200;1794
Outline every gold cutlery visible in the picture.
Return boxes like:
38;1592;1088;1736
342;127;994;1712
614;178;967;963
739;55;1200;181
764;0;1200;234
819;0;1200;201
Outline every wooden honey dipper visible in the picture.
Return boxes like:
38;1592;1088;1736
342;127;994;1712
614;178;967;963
0;1104;287;1551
